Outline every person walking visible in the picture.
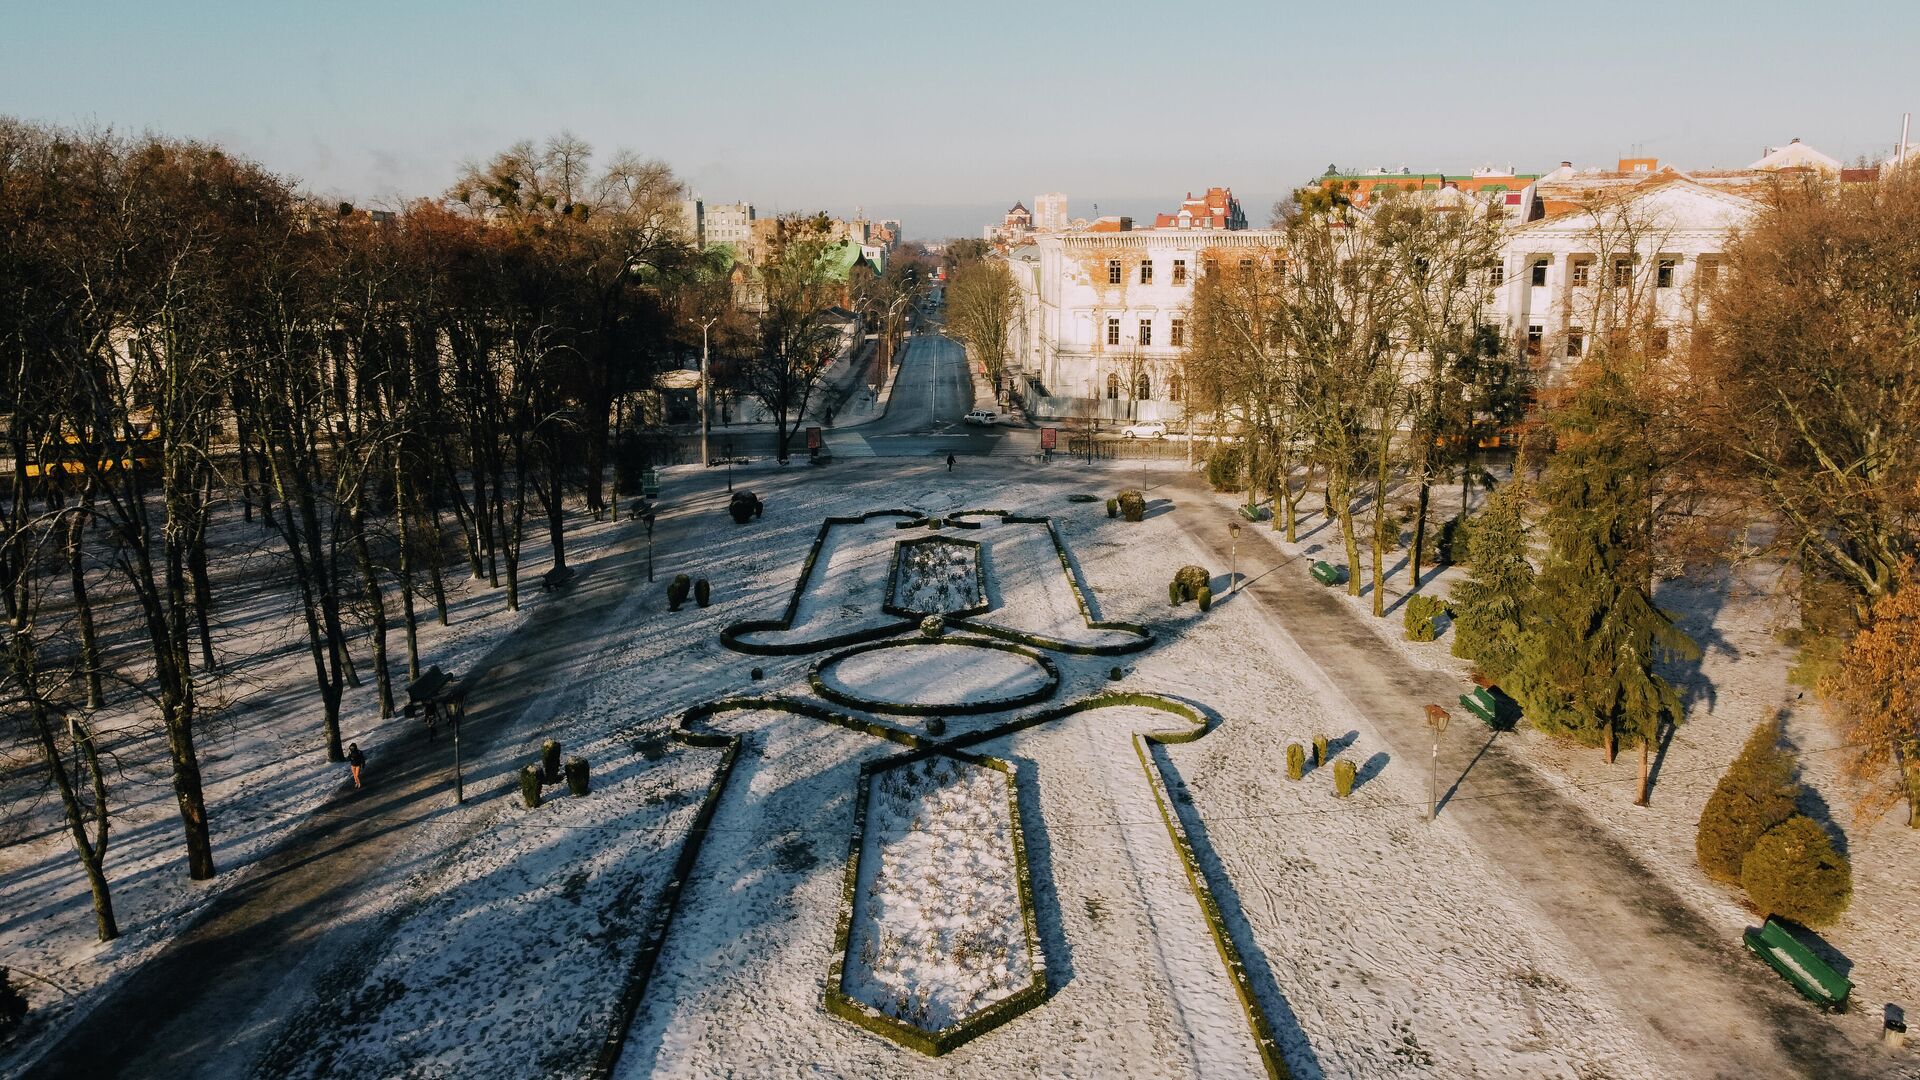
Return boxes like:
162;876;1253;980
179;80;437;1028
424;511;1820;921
945;453;956;472
347;743;367;789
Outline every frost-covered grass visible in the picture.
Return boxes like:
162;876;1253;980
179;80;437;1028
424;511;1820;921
846;755;1031;1029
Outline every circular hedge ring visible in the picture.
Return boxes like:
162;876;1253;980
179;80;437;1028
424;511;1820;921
810;637;1060;715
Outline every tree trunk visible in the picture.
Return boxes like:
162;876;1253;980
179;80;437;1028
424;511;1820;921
348;506;395;719
1410;481;1432;586
66;510;105;709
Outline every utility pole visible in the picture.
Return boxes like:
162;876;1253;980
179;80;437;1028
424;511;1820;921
699;315;718;470
1228;520;1241;595
1425;704;1451;822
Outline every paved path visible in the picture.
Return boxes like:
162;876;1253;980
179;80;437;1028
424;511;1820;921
1159;472;1893;1080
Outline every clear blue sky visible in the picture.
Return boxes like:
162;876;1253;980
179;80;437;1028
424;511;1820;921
4;0;1915;238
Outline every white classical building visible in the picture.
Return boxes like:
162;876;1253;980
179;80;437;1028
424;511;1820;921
1490;174;1762;382
1006;226;1286;421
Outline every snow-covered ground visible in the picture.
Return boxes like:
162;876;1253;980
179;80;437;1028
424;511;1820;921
844;753;1033;1030
816;639;1053;711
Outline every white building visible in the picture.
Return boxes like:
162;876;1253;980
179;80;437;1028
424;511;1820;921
1033;192;1069;232
704;202;756;252
1490;174;1760;382
1007;226;1286;421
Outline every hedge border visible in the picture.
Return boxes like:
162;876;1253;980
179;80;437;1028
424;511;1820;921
808;636;1062;716
949;516;1152;656
719;510;923;655
822;748;1049;1055
881;534;991;620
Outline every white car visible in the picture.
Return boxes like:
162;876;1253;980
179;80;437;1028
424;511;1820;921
1120;421;1168;439
963;409;999;426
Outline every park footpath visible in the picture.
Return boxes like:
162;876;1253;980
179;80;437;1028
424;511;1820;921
16;485;731;1080
1157;468;1899;1080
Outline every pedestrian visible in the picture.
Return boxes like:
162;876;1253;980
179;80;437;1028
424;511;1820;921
945;453;956;472
347;742;367;789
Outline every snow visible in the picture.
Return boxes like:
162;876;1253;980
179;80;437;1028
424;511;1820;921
816;640;1052;710
892;536;984;615
844;754;1033;1029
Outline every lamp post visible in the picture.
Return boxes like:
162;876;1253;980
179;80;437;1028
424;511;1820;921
1228;519;1241;595
1425;704;1451;822
698;315;718;470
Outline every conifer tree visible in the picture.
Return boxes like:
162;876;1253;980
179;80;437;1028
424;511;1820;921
1695;719;1800;883
1448;481;1534;681
1739;815;1852;928
1509;363;1699;802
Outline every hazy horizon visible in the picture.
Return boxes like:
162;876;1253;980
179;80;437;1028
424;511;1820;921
5;0;1916;240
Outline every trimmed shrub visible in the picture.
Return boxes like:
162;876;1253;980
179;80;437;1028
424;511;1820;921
0;967;26;1033
1312;734;1328;768
518;765;543;809
1437;514;1473;567
694;578;712;608
565;757;590;796
542;740;562;782
1196;586;1213;612
1108;666;1124;681
1286;743;1305;781
667;574;691;611
728;491;761;524
1106;498;1119;519
1404;594;1449;642
1333;759;1356;798
1173;565;1209;603
926;716;946;737
1205;444;1245;492
1696;721;1801;884
1740;815;1852;928
750;666;764;681
1117;490;1146;522
1169;580;1182;606
920;614;944;638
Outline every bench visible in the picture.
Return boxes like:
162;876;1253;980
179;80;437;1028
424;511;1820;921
1744;918;1851;1012
541;565;577;592
1458;686;1517;730
1310;561;1346;586
406;666;456;738
1238;504;1270;522
640;467;662;498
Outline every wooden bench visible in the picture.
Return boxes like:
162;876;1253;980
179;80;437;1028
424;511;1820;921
541;565;577;592
1458;686;1516;731
1238;504;1270;522
1745;918;1851;1012
1310;561;1346;586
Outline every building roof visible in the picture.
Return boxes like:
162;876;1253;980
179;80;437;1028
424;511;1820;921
1748;138;1841;175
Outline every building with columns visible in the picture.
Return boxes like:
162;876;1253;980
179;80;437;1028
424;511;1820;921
1006;224;1285;421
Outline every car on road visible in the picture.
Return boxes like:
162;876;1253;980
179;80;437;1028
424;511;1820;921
1120;421;1168;439
963;409;999;426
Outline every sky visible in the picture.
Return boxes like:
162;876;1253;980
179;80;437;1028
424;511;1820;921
4;0;1917;239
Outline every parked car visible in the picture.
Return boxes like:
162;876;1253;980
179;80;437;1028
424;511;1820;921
963;410;999;426
1120;421;1168;439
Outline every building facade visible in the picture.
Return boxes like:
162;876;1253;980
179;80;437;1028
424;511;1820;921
1033;192;1069;232
1007;225;1286;422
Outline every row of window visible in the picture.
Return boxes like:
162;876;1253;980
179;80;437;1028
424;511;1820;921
1498;255;1721;289
1103;316;1185;347
1526;324;1672;356
1100;372;1184;401
1107;258;1190;286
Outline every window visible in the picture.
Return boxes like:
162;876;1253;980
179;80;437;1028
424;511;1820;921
1570;258;1591;287
1530;260;1548;287
1697;257;1721;287
1169;374;1183;402
1172;259;1187;285
1489;263;1505;287
1170;318;1185;347
1107;259;1122;285
1106;373;1120;399
1650;327;1670;355
1139;260;1153;284
1138;319;1152;346
1239;258;1254;272
1613;258;1633;287
1656;258;1676;288
1106;317;1120;346
1526;325;1543;356
1567;328;1585;357
1136;373;1151;399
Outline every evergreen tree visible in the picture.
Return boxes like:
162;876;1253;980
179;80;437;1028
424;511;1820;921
1448;482;1534;681
1695;720;1801;883
1509;363;1700;802
1740;815;1852;928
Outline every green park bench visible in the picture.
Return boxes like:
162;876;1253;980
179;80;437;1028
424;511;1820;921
1459;686;1517;731
1238;503;1270;522
1744;918;1851;1011
1310;561;1346;586
640;467;662;498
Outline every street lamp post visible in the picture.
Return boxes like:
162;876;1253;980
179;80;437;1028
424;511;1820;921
1228;520;1241;595
1425;704;1451;822
699;315;718;470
